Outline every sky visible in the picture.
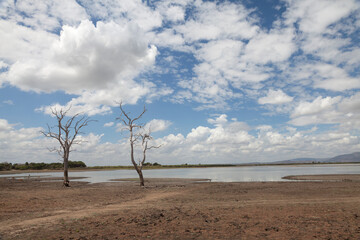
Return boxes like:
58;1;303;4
0;0;360;166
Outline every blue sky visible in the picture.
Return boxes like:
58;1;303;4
0;0;360;166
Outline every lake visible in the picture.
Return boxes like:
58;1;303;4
1;164;360;183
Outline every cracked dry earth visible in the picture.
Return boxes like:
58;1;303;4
0;176;360;239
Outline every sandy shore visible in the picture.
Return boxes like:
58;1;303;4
1;175;360;239
283;174;360;181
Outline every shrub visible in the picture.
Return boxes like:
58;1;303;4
0;161;86;171
0;162;12;171
68;161;86;168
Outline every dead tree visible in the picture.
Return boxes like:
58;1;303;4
41;107;92;187
118;103;160;187
139;131;160;182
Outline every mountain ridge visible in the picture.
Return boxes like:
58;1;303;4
271;152;360;164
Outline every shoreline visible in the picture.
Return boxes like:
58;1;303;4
282;174;360;181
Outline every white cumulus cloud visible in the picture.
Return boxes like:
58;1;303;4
5;20;157;94
0;119;14;131
289;93;360;127
284;0;358;34
1;18;174;115
144;119;172;133
258;89;293;105
104;122;114;127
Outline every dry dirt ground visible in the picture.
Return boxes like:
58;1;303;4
0;175;360;240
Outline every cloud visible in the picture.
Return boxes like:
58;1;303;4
36;102;112;117
171;1;299;108
163;5;185;22
2;0;359;115
258;89;293;105
0;0;359;167
0;118;118;165
186;126;211;143
0;20;57;63
284;0;358;34
0;60;8;69
5;20;157;94
171;2;261;105
1;113;360;165
207;114;228;126
338;93;360;113
289;93;360;127
312;64;360;91
115;118;172;134
0;0;88;31
183;115;253;150
301;34;349;62
144;119;172;133
2;100;14;105
1;18;174;115
0;119;49;163
103;122;114;127
155;1;188;23
291;96;341;118
285;61;360;93
150;114;360;164
242;28;296;64
176;1;258;42
0;119;14;131
279;0;360;94
75;133;104;152
77;0;162;32
148;28;185;49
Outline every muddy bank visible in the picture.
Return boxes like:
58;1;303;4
110;178;211;184
283;174;360;181
1;176;360;239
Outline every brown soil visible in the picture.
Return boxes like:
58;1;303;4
283;174;360;181
0;175;360;239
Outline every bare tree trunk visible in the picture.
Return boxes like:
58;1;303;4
63;151;70;187
129;128;144;187
132;164;144;187
63;160;69;187
138;170;145;187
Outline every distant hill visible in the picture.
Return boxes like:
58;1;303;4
272;158;327;164
326;152;360;163
271;152;360;164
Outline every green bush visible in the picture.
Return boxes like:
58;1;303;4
0;162;12;171
68;161;86;168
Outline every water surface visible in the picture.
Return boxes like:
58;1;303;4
1;164;360;183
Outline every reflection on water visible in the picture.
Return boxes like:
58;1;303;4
1;164;359;183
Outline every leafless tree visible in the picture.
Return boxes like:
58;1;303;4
41;107;92;187
117;102;160;187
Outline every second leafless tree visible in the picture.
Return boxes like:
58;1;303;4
118;102;160;187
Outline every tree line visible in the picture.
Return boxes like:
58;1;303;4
0;161;86;171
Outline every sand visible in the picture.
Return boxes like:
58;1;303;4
0;174;360;239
